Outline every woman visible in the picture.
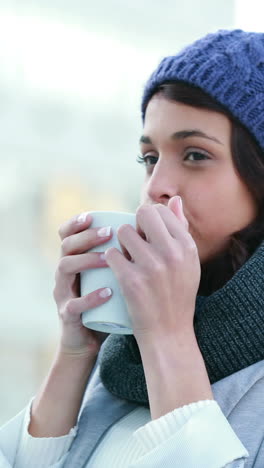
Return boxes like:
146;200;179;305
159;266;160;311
1;29;264;467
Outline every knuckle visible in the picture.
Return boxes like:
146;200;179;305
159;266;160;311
57;257;69;274
64;299;75;316
147;258;165;275
184;234;197;254
58;216;76;240
54;268;59;282
53;285;59;302
117;224;133;239
104;246;115;260
136;204;151;220
58;224;65;240
164;248;181;266
124;273;143;295
61;237;71;255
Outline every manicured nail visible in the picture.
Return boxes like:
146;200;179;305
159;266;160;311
77;212;90;224
176;196;183;210
97;226;112;237
99;288;112;298
100;253;106;261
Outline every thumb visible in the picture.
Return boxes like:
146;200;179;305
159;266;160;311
168;196;189;230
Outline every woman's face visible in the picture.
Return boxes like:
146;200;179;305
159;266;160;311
140;94;257;263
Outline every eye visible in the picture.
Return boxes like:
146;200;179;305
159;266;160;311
184;151;210;162
136;154;158;166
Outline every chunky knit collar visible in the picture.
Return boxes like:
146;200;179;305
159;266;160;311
99;241;264;406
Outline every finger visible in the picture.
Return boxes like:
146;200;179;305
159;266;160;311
56;252;109;277
61;287;113;324
105;247;133;281
117;224;152;265
136;204;171;245
168;196;189;230
58;212;93;240
61;226;112;256
153;204;189;244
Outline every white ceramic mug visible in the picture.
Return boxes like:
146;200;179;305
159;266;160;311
81;211;136;334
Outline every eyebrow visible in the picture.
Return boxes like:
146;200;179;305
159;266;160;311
139;129;223;145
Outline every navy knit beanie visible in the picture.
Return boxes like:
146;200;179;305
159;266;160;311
141;29;264;152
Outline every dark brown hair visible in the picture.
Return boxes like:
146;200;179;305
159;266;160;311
147;82;264;295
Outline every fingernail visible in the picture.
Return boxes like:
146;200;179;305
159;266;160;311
97;226;112;237
77;212;90;224
99;288;112;298
176;196;183;210
100;253;106;262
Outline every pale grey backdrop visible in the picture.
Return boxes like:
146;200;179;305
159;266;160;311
0;0;236;424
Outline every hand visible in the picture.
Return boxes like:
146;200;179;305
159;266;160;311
105;196;200;342
53;212;113;357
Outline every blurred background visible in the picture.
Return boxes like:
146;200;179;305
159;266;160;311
0;0;263;425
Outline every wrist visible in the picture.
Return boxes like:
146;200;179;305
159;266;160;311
136;325;197;355
136;328;205;390
30;345;97;438
58;335;100;360
135;328;212;419
56;344;98;367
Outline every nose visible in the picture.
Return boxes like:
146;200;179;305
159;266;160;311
144;159;181;205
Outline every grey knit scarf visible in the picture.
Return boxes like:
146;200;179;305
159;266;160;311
99;241;264;406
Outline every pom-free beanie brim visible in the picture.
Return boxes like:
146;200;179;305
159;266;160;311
141;29;264;152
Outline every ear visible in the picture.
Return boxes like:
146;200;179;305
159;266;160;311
168;196;189;230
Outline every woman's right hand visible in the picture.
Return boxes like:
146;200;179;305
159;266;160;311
53;211;113;358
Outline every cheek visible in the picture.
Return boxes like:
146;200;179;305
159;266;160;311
187;178;257;260
140;182;149;204
190;172;255;226
188;204;231;262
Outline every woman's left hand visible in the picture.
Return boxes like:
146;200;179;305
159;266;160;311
105;196;201;342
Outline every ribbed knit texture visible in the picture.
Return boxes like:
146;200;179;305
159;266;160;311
100;241;264;405
141;29;264;152
15;400;241;468
133;400;213;453
14;399;77;468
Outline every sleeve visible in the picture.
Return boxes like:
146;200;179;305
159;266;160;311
131;400;248;468
14;399;77;468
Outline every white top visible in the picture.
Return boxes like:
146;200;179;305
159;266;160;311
9;398;247;468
